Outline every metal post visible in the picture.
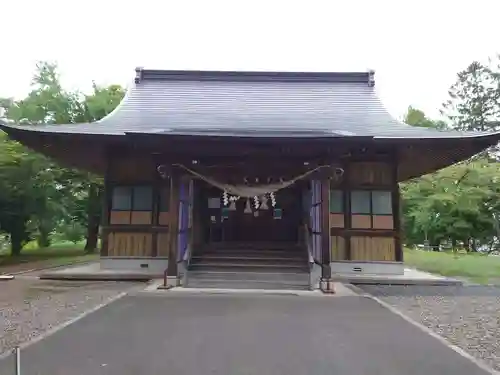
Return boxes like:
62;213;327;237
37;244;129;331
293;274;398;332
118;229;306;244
13;346;20;375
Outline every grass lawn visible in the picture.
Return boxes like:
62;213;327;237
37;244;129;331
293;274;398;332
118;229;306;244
0;241;99;273
404;248;500;284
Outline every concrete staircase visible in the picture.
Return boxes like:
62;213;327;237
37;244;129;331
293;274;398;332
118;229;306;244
185;242;311;290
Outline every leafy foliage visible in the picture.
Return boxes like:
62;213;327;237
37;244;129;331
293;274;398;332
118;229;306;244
404;106;446;129
441;58;500;132
401;57;500;252
402;160;500;250
1;58;500;257
0;62;124;255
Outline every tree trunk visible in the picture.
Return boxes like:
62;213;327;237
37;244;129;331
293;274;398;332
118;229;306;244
470;238;477;252
84;224;99;253
38;225;52;248
10;233;23;256
84;183;101;253
9;219;30;256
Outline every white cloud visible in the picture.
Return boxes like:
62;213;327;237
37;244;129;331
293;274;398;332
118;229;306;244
1;0;498;120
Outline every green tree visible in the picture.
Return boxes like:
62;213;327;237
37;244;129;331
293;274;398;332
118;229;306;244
441;59;500;132
402;161;500;250
0;134;56;254
3;62;83;248
7;62;81;125
76;83;125;252
404;106;446;129
401;103;500;252
0;61;124;255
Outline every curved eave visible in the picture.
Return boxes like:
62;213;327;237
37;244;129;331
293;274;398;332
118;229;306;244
3;120;498;141
374;131;500;141
390;132;500;181
0;121;126;136
2;121;500;181
123;130;374;141
0;122;116;174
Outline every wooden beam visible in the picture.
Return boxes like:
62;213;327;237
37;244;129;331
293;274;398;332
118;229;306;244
342;161;351;260
392;151;403;262
150;155;162;257
101;227;110;256
181;163;350;187
100;154;112;257
320;178;331;279
187;179;195;253
330;228;396;237
102;225;170;233
129;136;357;157
166;170;181;278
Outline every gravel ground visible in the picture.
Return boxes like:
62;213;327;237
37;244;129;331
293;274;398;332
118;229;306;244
359;284;500;372
0;277;141;356
0;257;98;275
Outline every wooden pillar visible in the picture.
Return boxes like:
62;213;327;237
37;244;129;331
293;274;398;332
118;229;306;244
320;178;331;279
392;154;403;262
341;160;351;260
150;161;162;257
187;179;195;253
100;153;112;257
166;169;180;281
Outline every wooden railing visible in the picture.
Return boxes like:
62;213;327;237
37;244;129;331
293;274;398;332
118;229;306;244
303;223;332;289
181;227;194;286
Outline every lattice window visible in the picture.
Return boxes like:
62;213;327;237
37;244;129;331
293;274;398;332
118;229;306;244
350;190;393;229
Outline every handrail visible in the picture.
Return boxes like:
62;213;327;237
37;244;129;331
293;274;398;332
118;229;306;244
162;226;193;289
181;227;193;264
303;224;314;265
303;224;321;265
303;223;329;290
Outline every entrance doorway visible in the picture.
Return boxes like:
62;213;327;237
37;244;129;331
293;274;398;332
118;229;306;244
198;182;303;245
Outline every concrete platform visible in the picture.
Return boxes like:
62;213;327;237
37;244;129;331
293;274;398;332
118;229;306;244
332;268;463;286
39;263;461;286
142;280;356;296
39;263;157;281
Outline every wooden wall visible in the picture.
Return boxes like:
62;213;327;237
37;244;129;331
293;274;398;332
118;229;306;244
107;232;153;257
100;151;400;263
101;154;179;258
329;161;400;262
350;237;395;261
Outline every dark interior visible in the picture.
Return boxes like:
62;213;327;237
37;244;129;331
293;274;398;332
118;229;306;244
198;181;303;244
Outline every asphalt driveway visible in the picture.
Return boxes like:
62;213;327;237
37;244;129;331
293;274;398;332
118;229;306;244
0;292;492;375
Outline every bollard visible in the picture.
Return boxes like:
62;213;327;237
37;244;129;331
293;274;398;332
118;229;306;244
13;346;20;375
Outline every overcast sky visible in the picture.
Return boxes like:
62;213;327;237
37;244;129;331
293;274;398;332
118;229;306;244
1;0;499;120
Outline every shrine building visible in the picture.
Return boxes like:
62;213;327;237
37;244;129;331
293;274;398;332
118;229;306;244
1;68;499;290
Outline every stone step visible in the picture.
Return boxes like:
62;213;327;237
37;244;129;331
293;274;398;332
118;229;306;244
192;252;306;260
187;269;310;282
191;257;306;267
196;250;304;258
186;241;311;290
184;279;311;290
202;242;303;251
189;262;309;272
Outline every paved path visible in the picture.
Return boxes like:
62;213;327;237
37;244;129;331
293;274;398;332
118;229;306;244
0;292;493;375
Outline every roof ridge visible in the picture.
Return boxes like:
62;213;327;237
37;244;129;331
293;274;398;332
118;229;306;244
134;68;375;85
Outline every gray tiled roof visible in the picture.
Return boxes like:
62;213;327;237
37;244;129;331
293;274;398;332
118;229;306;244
0;69;498;140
